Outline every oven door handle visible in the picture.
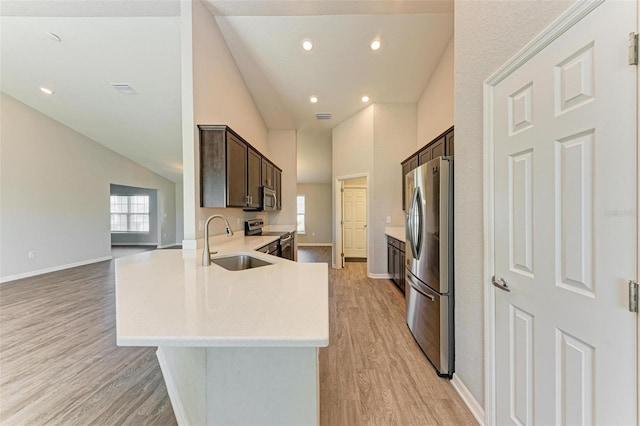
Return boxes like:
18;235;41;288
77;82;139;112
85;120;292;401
280;235;292;243
406;273;435;302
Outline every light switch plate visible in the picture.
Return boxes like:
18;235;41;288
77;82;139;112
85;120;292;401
386;216;391;224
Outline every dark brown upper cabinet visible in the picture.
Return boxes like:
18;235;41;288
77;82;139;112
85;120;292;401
261;158;274;189
274;168;282;210
247;147;261;209
199;125;282;210
401;126;454;210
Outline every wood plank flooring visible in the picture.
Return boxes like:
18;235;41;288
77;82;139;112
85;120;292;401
1;247;475;425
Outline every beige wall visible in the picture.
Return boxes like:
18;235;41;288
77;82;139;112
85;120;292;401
417;35;454;147
267;129;297;226
0;93;177;281
332;104;416;275
296;183;332;245
297;128;332;184
183;0;273;243
454;0;574;406
372;103;416;274
332;106;374;267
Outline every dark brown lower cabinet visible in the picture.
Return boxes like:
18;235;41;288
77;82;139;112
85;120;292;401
387;236;405;294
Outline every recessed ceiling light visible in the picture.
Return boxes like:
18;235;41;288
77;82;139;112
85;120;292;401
361;95;370;103
47;32;62;42
310;96;318;103
40;87;54;95
370;40;381;51
302;39;313;51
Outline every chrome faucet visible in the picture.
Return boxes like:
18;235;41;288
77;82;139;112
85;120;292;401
202;214;234;266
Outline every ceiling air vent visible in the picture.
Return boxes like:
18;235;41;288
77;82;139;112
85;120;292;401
111;84;138;95
315;112;332;120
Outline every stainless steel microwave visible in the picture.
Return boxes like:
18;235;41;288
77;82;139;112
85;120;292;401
262;187;277;211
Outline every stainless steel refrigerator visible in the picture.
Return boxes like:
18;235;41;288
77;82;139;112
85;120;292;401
405;156;454;378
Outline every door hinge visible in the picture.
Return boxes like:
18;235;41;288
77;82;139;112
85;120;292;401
340;188;344;193
341;252;344;257
629;280;638;313
629;32;638;65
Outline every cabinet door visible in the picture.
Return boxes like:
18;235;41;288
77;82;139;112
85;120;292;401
418;147;431;165
430;137;445;159
388;243;397;284
247;148;261;209
274;169;282;210
409;155;418;171
200;128;226;207
387;242;394;278
261;159;274;188
399;247;406;294
226;133;248;207
393;246;402;286
402;162;411;211
445;130;454;156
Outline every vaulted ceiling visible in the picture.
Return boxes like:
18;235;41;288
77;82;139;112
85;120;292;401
1;0;453;184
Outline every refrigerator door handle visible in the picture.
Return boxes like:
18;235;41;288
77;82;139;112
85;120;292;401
408;187;423;260
406;273;436;302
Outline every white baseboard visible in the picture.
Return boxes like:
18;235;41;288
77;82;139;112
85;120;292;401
156;348;190;426
0;256;113;284
157;243;179;249
368;272;392;279
297;243;333;247
451;374;485;425
110;242;158;246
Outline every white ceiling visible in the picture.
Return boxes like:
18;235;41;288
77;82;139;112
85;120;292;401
1;1;453;184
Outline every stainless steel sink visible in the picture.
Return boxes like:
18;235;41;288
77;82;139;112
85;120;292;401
211;254;274;271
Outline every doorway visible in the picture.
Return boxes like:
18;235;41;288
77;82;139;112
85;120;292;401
110;184;160;257
334;174;368;269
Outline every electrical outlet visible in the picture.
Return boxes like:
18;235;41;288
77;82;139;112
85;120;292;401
28;251;36;259
236;217;240;225
163;233;167;238
386;216;391;224
199;220;205;231
312;232;316;237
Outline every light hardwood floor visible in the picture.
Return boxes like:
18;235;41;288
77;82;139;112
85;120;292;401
1;247;475;425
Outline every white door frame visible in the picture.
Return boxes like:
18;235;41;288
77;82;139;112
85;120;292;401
333;173;369;273
636;1;640;419
482;0;639;424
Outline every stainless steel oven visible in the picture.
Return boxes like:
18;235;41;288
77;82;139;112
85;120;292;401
245;219;296;261
279;232;294;261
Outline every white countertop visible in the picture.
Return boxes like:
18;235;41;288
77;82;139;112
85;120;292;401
115;230;328;348
385;226;406;243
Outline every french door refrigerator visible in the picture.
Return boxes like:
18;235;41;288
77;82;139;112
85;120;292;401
405;156;454;378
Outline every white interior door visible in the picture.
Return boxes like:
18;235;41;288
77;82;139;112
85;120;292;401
492;2;637;425
343;187;367;258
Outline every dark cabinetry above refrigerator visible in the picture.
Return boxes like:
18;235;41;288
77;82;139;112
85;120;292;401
401;126;454;211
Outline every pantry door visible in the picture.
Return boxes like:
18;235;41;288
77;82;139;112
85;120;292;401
342;187;367;259
489;1;637;424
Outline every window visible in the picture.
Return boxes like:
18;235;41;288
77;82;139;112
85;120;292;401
296;195;305;234
110;195;150;232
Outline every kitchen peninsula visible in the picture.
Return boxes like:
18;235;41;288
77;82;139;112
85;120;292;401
115;232;329;426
